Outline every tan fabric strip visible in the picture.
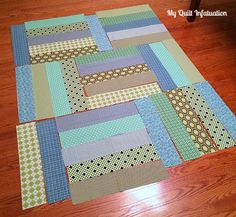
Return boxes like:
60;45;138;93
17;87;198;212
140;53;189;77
162;38;205;83
111;32;172;49
31;64;54;119
84;70;157;96
69;160;168;204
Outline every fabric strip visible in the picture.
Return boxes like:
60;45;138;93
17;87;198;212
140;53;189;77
103;17;160;32
70;160;168;204
137;44;176;91
135;97;182;167
56;101;138;132
107;24;167;41
28;30;91;46
59;114;145;148
62;128;152;166
111;32;172;49
36;120;70;203
25;14;85;30
16;123;47;209
11;25;30;66
84;71;157;96
31;64;54;120
67;144;159;183
45;62;71;117
149;43;191;87
151;93;201;160
16;65;36;123
86;15;112;51
194;81;236;140
162;39;205;83
77;54;145;76
96;4;152;18
86;83;161;110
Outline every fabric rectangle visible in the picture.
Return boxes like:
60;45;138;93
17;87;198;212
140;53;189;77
96;4;152;18
107;24;167;41
194;81;236;140
11;25;30;66
70;161;168;204
31;64;54;120
16;65;36;123
28;30;92;46
111;32;172;49
137;44;176;91
45;62;71;117
62;128;152;166
77;54;145;76
36;120;70;203
135;97;182;167
59;114;145;148
16;123;47;209
25;14;85;29
86;15;112;51
84;71;157;96
151;93;201;160
56;101;138;132
162;39;205;83
149;42;191;87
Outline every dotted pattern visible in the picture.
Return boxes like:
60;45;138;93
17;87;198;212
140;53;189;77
151;93;201;161
166;89;217;155
79;63;149;86
16;122;46;209
87;83;161;109
26;22;89;38
29;37;96;56
181;86;235;149
67;144;159;183
60;59;87;113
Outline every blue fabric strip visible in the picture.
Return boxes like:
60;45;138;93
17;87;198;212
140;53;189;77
194;81;236;140
137;44;176;91
103;17;160;32
15;65;35;123
36;119;70;203
135;97;182;167
86;15;112;51
11;25;30;66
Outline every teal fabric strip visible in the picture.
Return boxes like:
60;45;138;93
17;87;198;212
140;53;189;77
151;93;201;161
25;14;85;30
149;43;191;87
59;114;145;148
45;62;71;117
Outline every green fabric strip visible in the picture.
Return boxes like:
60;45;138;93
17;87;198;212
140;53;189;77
25;14;85;30
67;144;159;183
151;93;201;160
59;114;145;148
162;39;205;83
45;62;71;117
31;64;54;120
149;42;191;87
181;86;235;149
96;4;152;18
75;46;139;65
99;11;156;26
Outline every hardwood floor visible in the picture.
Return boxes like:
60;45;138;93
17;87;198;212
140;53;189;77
0;0;236;216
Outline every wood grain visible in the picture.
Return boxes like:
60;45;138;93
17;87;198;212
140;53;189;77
0;0;235;217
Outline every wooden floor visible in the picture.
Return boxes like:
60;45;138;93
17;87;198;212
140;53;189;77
0;0;236;216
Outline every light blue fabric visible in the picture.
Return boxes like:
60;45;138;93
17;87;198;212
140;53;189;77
194;81;236;140
149;42;191;87
86;15;112;51
135;97;182;167
15;65;36;123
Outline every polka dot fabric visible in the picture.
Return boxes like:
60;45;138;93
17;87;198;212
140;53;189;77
67;144;158;183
